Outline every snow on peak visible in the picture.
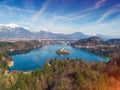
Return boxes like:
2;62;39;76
0;23;21;28
6;23;20;28
40;28;50;33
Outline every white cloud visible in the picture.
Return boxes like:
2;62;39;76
96;4;120;23
85;0;106;11
94;0;106;9
77;17;120;36
0;4;35;13
32;0;51;22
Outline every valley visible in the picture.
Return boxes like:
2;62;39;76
0;36;119;90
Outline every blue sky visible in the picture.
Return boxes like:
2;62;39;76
0;0;120;37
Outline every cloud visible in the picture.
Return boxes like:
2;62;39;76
77;17;120;36
0;4;35;13
0;0;120;37
96;9;116;23
114;3;120;7
84;0;106;11
47;14;86;25
48;16;66;24
94;0;106;9
32;0;51;22
22;0;34;10
0;0;51;30
65;15;85;21
96;4;120;23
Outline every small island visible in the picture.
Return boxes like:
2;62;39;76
56;48;70;55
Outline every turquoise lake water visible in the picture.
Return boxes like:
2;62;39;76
10;44;109;71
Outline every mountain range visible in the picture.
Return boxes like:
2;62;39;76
0;24;111;40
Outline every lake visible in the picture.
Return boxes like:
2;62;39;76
10;44;109;71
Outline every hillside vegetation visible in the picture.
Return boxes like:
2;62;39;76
0;40;42;53
0;57;119;90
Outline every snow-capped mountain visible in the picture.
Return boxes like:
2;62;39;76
1;23;112;40
0;24;33;38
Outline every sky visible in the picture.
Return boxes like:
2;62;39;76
0;0;120;37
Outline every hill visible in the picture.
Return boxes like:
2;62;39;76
72;36;104;46
105;39;120;46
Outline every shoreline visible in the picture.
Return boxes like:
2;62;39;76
8;61;14;67
8;45;109;72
